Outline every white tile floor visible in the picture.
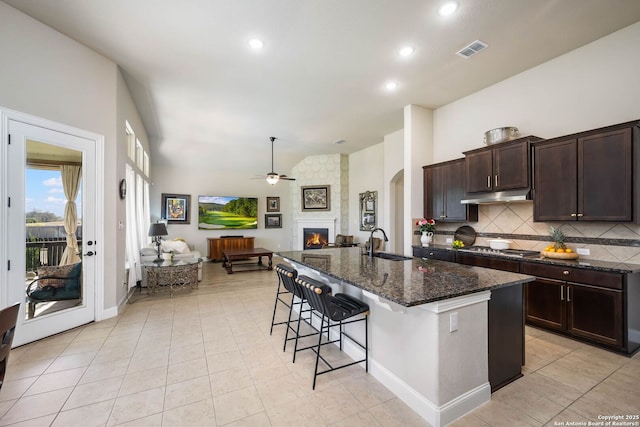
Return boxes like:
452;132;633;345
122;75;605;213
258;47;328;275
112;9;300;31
1;259;639;426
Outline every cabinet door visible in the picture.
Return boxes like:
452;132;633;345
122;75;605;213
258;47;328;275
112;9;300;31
578;128;632;221
524;278;566;331
567;283;623;348
466;150;493;193
533;139;577;221
444;159;471;221
423;166;445;220
494;141;529;191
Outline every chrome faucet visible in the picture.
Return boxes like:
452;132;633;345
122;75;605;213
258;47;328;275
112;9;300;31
368;227;389;257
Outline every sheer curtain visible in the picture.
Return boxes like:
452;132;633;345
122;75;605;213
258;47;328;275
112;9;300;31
124;165;150;288
59;165;82;265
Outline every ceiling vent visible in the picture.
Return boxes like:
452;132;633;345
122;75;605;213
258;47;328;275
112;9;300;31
456;40;488;58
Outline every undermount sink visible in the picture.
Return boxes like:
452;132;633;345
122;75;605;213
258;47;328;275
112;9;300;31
369;252;413;261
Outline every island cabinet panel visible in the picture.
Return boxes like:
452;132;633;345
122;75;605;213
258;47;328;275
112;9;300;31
456;252;520;273
464;137;536;194
207;237;254;261
423;159;478;222
488;284;524;392
522;263;625;350
533;120;638;222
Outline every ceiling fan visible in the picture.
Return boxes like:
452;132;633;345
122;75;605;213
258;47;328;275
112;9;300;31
254;137;296;185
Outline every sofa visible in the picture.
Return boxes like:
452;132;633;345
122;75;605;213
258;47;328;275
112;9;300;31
139;239;203;285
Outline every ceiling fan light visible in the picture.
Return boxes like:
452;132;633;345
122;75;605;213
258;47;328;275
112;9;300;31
266;174;279;185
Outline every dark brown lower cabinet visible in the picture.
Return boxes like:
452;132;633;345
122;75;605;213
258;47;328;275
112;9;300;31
568;283;623;347
525;279;623;349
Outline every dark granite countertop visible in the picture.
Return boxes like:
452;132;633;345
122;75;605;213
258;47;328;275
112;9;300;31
415;245;640;274
277;247;534;307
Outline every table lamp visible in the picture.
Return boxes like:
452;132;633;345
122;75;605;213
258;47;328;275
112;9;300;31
148;222;168;263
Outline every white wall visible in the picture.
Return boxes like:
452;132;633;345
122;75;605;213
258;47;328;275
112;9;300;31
348;144;385;245
116;70;150;306
150;166;293;255
0;2;124;310
383;130;405;251
434;22;640;163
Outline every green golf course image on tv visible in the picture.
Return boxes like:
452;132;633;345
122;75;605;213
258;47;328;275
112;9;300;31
198;196;258;229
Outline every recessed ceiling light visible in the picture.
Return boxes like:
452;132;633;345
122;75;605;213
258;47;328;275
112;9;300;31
248;39;264;50
335;139;346;145
438;1;458;16
385;81;398;91
399;46;415;57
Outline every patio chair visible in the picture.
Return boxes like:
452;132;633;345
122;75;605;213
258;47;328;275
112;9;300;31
26;262;82;319
0;302;20;390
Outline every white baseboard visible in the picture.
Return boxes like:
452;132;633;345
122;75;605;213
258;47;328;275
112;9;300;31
369;359;491;427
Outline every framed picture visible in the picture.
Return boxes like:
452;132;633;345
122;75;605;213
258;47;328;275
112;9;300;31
301;185;330;211
162;193;191;224
266;196;280;212
265;213;282;229
359;191;377;231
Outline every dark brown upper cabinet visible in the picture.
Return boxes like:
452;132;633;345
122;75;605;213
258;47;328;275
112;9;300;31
533;120;639;222
423;158;478;222
464;136;540;194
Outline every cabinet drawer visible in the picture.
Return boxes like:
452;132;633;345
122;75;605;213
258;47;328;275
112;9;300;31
413;247;456;262
521;263;622;290
457;253;520;273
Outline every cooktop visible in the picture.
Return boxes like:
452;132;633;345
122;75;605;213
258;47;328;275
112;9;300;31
459;246;540;258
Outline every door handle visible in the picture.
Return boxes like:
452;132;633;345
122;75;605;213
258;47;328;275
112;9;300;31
560;285;564;301
567;286;571;302
495;175;498;188
487;176;491;188
84;251;95;257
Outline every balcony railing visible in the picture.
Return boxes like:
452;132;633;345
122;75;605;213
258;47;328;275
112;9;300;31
26;240;81;273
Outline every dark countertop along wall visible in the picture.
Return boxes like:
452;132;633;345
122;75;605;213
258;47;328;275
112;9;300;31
421;244;640;274
277;247;534;307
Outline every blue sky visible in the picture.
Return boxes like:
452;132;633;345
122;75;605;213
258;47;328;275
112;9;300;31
26;169;82;219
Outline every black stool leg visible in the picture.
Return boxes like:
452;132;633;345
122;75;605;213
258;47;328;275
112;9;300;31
269;276;284;335
283;293;297;352
312;314;327;390
365;316;369;372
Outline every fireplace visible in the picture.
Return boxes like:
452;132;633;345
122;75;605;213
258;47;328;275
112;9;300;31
303;228;329;249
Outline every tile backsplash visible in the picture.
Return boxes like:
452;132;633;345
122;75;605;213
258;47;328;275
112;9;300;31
415;203;640;264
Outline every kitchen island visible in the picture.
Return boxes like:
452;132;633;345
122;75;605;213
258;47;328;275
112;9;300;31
278;247;535;427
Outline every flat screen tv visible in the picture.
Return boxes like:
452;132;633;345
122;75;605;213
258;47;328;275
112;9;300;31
198;196;258;230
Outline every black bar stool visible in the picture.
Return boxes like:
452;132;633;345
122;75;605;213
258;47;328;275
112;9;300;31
295;275;369;389
269;264;294;335
271;264;317;356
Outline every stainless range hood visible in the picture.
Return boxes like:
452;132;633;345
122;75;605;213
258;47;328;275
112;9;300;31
460;189;532;204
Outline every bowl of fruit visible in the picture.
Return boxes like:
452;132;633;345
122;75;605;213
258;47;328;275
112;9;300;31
542;227;578;259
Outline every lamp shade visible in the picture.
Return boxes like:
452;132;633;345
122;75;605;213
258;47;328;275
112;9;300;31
148;223;168;237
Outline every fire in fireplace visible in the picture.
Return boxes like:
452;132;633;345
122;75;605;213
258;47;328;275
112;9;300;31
303;228;329;249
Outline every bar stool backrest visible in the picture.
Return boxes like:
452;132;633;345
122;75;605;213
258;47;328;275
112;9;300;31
275;264;302;298
296;275;333;318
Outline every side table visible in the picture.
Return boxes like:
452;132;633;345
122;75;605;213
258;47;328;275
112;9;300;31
142;259;200;297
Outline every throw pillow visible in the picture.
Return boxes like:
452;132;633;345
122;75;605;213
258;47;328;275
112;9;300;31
37;263;81;289
140;247;157;256
161;239;190;254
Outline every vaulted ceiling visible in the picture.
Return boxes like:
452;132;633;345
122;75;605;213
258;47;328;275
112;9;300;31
6;0;640;177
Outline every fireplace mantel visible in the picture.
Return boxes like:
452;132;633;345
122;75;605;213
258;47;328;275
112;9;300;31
294;217;336;250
